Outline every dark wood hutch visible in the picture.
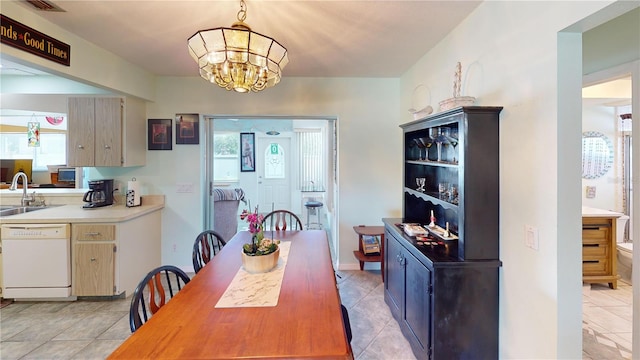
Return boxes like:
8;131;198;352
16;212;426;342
383;106;502;359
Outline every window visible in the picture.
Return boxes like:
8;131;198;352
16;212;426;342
213;132;239;182
0;132;67;171
264;143;285;179
296;129;325;189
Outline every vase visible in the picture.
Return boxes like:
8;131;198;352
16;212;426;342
241;247;280;273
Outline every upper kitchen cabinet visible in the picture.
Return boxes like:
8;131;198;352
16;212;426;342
67;97;146;167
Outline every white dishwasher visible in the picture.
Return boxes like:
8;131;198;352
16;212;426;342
1;223;72;299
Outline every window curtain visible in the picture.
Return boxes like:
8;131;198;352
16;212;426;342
295;129;324;189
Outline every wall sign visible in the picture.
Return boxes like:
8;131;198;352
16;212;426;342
0;14;71;66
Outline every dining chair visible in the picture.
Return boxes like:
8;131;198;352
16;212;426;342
192;230;227;274
341;304;353;343
262;210;303;231
129;265;191;332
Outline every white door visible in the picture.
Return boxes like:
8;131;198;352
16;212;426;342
257;137;291;213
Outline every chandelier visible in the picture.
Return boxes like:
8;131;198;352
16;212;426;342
187;0;289;93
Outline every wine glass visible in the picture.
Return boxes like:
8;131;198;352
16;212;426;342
427;128;438;161
413;138;425;161
435;127;451;162
416;177;425;192
446;128;459;163
418;137;432;161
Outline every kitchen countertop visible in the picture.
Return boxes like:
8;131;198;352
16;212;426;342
0;195;165;224
582;206;626;218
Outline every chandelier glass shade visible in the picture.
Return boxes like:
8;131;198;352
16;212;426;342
188;1;288;93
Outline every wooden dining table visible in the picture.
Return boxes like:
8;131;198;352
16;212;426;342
108;230;353;359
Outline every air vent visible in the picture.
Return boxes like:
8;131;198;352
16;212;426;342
25;0;65;12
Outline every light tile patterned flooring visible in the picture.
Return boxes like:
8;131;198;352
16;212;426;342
0;270;416;360
1;273;633;359
582;280;634;360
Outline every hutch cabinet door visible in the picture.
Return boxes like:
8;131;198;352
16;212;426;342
404;252;431;356
67;97;96;167
385;232;404;319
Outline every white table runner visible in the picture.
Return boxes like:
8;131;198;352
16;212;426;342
215;241;291;308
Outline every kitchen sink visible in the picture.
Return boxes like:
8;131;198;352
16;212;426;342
0;205;60;217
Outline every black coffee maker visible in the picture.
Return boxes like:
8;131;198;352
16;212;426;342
83;179;115;208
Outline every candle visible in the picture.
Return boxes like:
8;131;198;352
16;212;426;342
429;210;436;228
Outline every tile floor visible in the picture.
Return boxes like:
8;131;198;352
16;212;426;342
582;280;634;360
1;273;633;359
0;269;415;360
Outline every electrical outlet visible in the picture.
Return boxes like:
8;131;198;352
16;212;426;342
525;225;539;251
172;243;177;252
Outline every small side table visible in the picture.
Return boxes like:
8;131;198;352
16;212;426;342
352;225;385;281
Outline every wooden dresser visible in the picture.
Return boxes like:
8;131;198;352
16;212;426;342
582;217;617;289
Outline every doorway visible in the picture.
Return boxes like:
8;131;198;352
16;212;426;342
256;136;291;213
203;116;339;265
582;67;635;356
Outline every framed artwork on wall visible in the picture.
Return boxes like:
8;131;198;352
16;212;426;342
240;132;255;172
176;113;199;145
148;119;172;150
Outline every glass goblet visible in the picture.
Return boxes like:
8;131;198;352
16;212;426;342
414;138;425;161
446;128;459;163
435;127;451;162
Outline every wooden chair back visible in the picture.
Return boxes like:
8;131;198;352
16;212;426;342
129;265;190;332
192;230;227;274
262;210;303;231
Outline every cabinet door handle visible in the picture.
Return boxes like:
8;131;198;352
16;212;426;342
583;244;600;247
90;258;96;262
84;232;101;236
583;226;605;230
104;145;111;150
77;144;84;149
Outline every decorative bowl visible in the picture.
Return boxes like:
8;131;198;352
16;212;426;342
241;247;280;273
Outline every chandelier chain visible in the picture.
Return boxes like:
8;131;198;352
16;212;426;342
237;0;247;22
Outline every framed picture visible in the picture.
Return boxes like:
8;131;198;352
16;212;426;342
175;113;199;145
240;132;255;172
148;119;172;150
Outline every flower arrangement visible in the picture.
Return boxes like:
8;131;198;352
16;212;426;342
240;206;279;256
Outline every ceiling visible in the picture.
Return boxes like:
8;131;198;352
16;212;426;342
583;77;632;107
2;0;483;78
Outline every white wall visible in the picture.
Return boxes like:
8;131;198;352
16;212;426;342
93;76;401;271
399;1;616;359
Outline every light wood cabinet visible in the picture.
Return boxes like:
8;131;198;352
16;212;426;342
74;242;115;296
67;96;146;167
582;217;617;289
71;210;161;297
72;224;116;296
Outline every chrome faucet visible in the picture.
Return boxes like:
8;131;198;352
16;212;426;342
9;172;35;206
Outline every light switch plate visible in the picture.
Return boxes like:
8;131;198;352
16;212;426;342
525;225;539;251
176;182;194;193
